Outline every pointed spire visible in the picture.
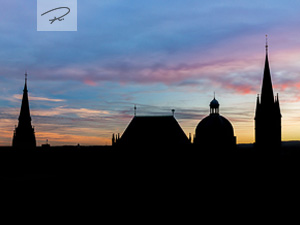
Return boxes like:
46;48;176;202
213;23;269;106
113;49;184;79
255;94;260;117
260;36;274;106
12;72;36;148
254;37;282;149
18;72;31;124
275;93;281;116
24;71;28;92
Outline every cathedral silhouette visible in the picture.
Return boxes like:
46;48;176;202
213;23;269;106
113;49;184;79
114;41;281;151
7;41;282;153
1;40;293;183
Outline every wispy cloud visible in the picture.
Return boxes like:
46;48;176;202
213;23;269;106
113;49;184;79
2;0;300;145
13;94;65;102
32;106;110;118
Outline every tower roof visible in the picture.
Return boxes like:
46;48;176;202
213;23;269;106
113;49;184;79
260;41;275;106
18;73;32;124
13;72;36;148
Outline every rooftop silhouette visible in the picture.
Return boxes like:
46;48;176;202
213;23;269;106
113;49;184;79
114;110;190;147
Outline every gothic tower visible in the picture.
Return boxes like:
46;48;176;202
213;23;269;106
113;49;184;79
12;73;36;149
254;39;281;151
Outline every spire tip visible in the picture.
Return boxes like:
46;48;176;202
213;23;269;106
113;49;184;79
265;34;268;54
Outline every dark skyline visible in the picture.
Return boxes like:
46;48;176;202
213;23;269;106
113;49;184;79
1;1;300;146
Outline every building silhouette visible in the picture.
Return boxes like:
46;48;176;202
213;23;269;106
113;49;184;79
254;40;281;150
113;109;190;148
194;97;236;151
12;73;36;149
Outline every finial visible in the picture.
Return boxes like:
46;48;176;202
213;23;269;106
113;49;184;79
265;34;268;54
25;71;27;82
214;91;215;99
172;109;175;116
134;105;137;116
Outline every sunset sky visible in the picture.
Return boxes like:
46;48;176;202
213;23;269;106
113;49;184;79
1;0;300;146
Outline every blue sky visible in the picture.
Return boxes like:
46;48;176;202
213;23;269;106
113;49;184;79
1;0;300;145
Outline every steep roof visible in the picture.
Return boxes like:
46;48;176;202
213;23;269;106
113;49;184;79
118;116;189;146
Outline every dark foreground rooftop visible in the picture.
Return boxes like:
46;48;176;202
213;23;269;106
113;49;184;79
1;143;300;213
1;142;300;182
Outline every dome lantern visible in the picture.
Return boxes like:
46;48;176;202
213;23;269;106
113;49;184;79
210;97;219;114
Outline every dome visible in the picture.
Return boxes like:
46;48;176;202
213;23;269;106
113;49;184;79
196;114;234;138
194;113;235;149
210;98;219;108
194;97;236;150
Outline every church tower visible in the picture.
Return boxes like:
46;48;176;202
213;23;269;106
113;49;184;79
12;73;36;149
254;37;281;151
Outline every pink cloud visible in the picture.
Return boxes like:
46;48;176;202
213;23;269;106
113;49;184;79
83;79;97;86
